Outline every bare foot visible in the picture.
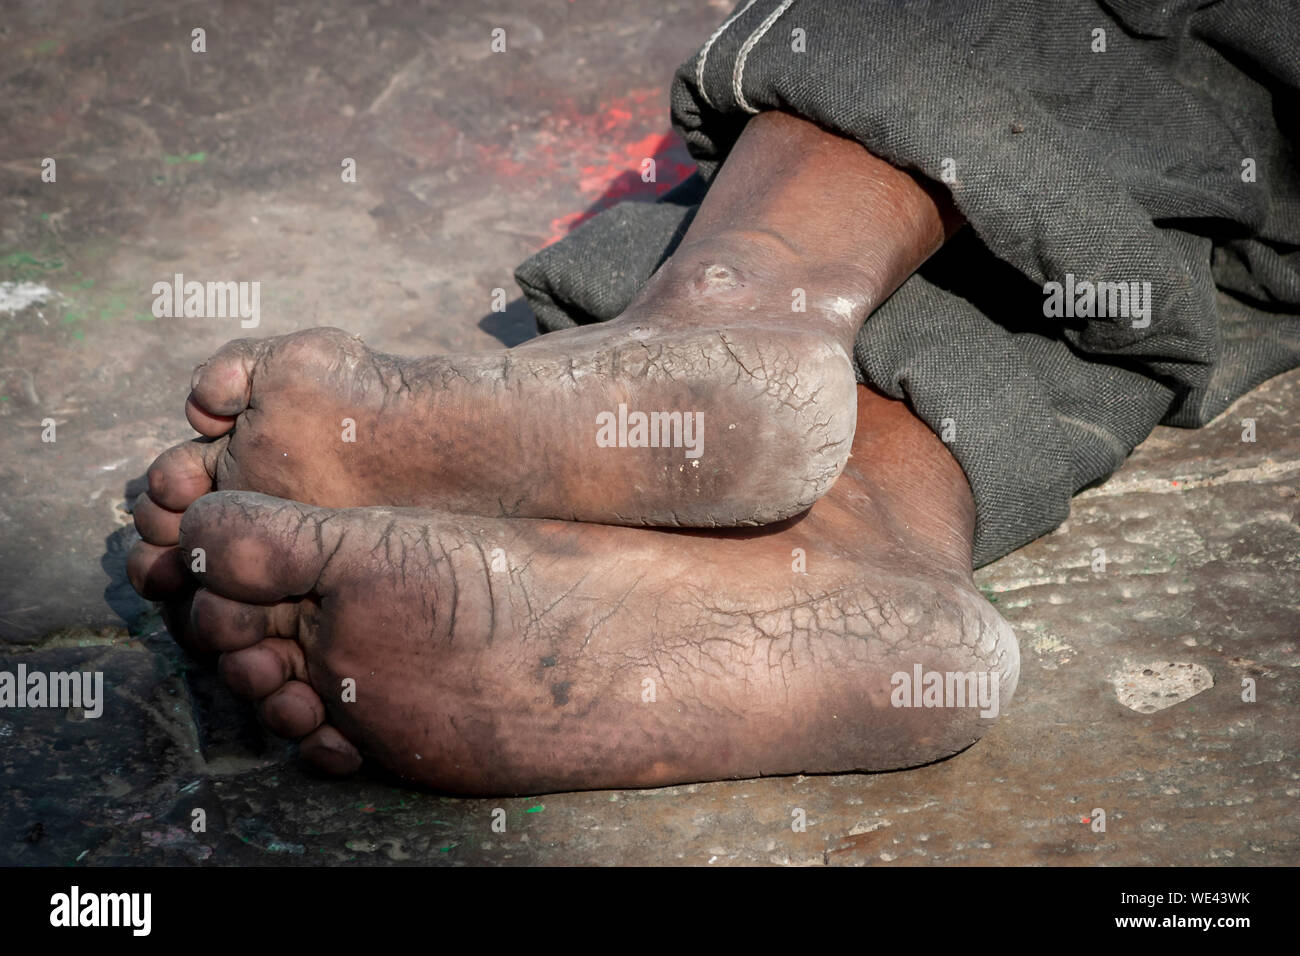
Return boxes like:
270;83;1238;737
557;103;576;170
131;110;955;550
129;387;1017;794
163;290;858;527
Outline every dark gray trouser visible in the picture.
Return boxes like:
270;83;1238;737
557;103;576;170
514;0;1300;567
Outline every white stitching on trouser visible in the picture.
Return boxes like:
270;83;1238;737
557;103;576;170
733;0;797;114
695;0;761;109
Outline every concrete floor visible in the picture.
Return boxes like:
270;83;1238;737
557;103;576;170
1;0;1297;866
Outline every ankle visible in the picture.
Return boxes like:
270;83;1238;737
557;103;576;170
630;228;876;345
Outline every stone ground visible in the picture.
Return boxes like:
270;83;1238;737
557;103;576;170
1;0;1296;867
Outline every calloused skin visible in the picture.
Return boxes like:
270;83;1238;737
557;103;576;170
134;387;1018;793
127;112;1018;794
131;111;957;536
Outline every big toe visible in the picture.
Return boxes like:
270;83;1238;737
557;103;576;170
179;490;342;604
136;437;226;544
126;541;191;601
187;337;263;436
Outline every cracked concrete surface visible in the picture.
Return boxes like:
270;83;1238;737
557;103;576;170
2;0;1297;865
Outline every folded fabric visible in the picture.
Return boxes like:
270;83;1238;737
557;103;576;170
516;0;1300;566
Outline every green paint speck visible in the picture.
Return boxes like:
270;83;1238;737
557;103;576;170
0;251;63;278
36;39;58;54
525;804;544;814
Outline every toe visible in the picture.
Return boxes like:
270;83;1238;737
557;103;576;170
179;490;344;603
132;492;184;546
300;725;363;775
192;591;268;653
258;679;327;738
218;637;307;699
159;590;209;658
146;438;225;512
185;395;238;438
187;337;262;435
126;542;191;600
